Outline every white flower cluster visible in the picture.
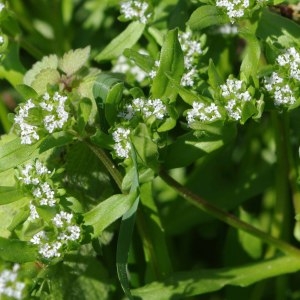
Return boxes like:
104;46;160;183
17;160;81;259
112;127;131;159
277;47;300;80
216;0;250;23
18;160;56;210
220;78;251;121
149;60;160;79
119;97;167;121
0;264;25;300
120;0;152;24
14;92;69;144
31;211;81;259
264;47;300;107
264;72;296;106
179;30;203;87
0;3;4;12
187;102;222;125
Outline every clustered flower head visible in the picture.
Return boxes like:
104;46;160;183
187;102;222;125
179;30;204;87
18;159;56;209
17;159;81;259
220;78;251;121
31;211;81;259
120;0;152;24
264;47;300;107
112;127;131;159
216;0;250;23
119;97;167;121
14;91;69;144
0;264;25;300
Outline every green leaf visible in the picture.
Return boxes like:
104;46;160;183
0;42;25;87
31;68;61;94
93;73;124;126
59;46;90;76
105;82;124;126
93;73;123;102
240;32;261;80
83;192;137;238
131;123;158;170
94;21;145;62
0;132;73;173
165;74;211;105
208;59;223;91
24;54;58;86
138;182;172;281
77;98;93;134
0;186;23;205
132;256;300;299
151;29;184;101
117;145;140;300
123;48;155;73
15;84;39;100
257;9;300;48
0;237;37;262
188;5;227;30
162;123;236;169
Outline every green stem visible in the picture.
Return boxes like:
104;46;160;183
158;170;300;257
85;139;123;191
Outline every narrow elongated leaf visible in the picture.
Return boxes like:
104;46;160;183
188;5;227;30
132;256;300;299
116;147;140;299
94;21;145;61
151;29;184;101
0;237;38;262
240;33;261;80
83;192;137;238
138;183;172;281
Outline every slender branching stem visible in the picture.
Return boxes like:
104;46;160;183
85;140;123;191
159;169;300;257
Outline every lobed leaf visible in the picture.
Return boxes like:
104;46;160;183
59;46;91;76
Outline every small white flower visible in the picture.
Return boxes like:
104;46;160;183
30;231;47;245
119;98;167;121
58;225;81;241
216;0;250;22
14;99;40;145
40;92;69;133
220;78;251;120
39;241;62;258
0;3;5;12
0;264;25;300
120;0;152;24
28;202;40;220
112;127;131;159
52;211;73;228
187;102;222;125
